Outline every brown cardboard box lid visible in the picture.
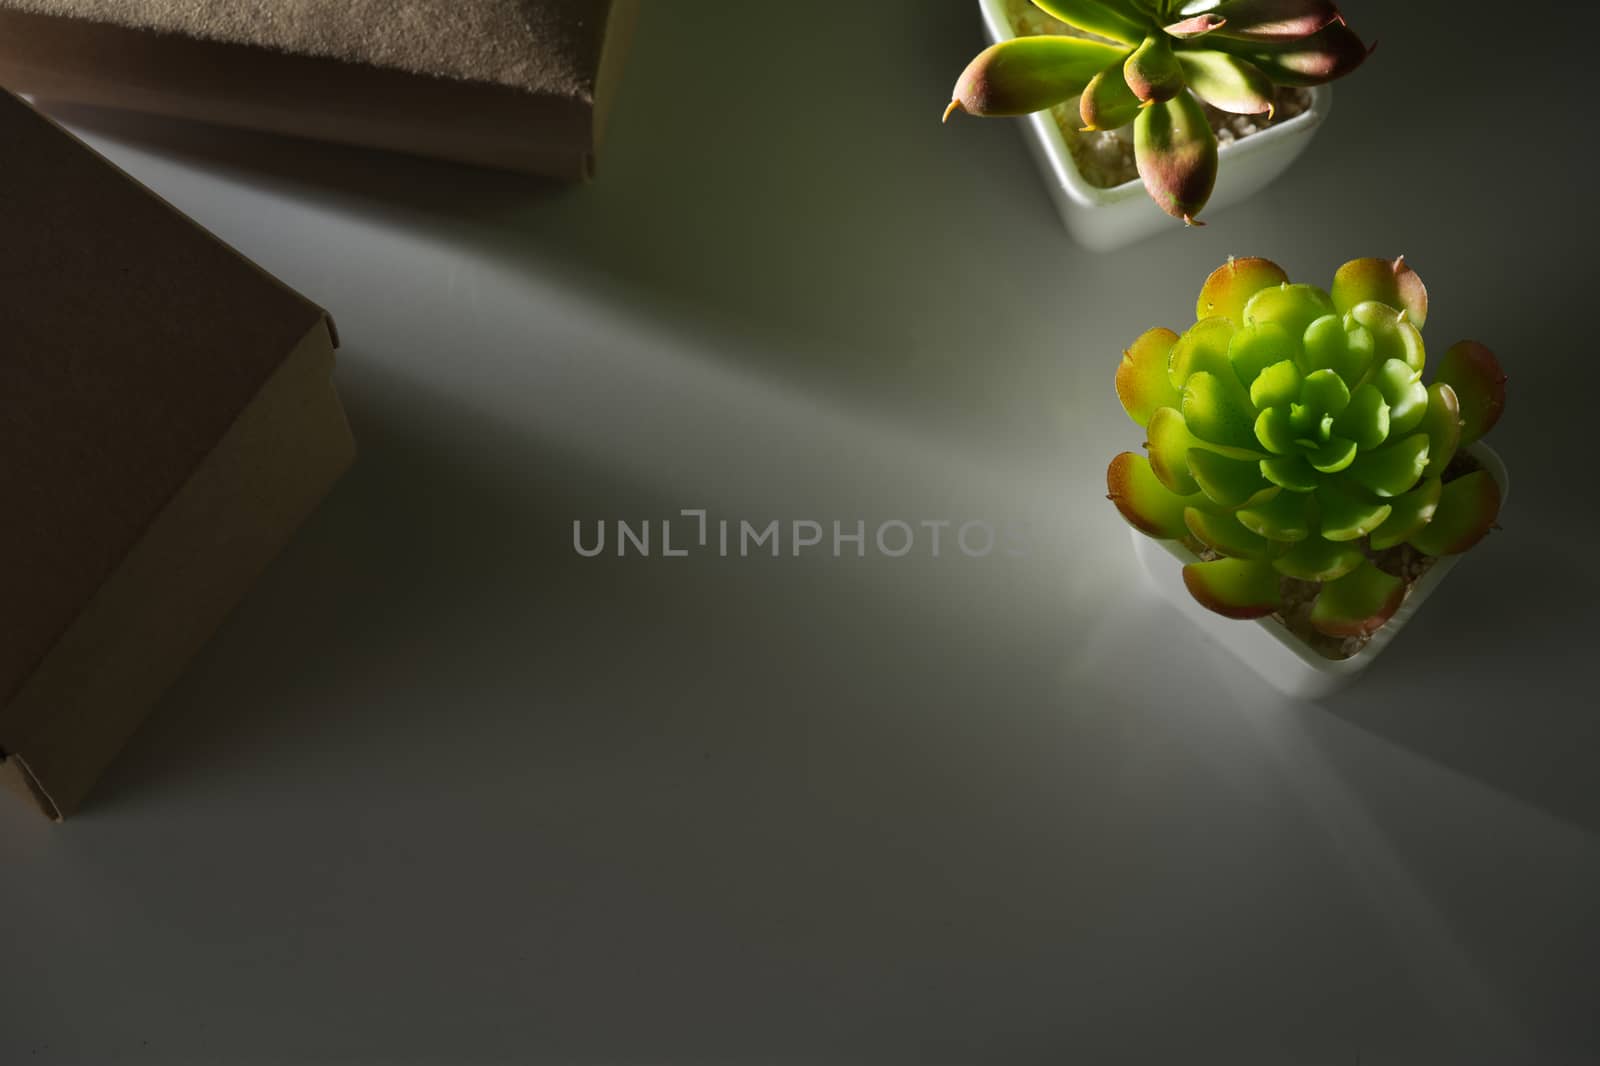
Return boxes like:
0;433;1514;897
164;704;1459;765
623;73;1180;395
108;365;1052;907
0;91;350;816
4;0;606;98
0;0;637;177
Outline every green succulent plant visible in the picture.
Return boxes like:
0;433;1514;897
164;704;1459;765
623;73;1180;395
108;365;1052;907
1108;256;1508;637
944;0;1371;223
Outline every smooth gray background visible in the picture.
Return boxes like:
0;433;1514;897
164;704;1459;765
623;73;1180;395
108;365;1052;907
3;1;1596;1063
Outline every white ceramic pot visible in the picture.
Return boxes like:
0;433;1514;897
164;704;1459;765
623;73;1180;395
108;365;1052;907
1130;443;1509;700
975;0;1333;252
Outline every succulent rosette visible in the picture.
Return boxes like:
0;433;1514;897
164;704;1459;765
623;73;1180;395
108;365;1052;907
945;0;1371;222
1108;257;1507;637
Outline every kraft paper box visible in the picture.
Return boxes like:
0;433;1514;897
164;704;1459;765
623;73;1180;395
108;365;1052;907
0;0;637;179
0;92;355;821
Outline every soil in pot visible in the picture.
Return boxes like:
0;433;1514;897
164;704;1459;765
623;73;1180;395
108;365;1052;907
1004;0;1315;189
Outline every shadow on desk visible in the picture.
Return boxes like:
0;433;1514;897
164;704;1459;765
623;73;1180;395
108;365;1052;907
82;356;767;816
1319;523;1600;834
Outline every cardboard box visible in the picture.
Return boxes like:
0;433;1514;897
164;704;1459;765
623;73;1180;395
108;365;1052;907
0;91;355;821
0;0;637;179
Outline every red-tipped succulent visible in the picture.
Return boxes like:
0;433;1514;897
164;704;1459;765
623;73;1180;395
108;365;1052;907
945;0;1372;223
1109;256;1507;638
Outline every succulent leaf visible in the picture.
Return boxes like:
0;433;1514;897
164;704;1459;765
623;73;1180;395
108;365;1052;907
1434;341;1507;444
1185;506;1275;559
1235;488;1313;542
1306;436;1358;474
1346;301;1426;375
1331;256;1429;328
1146;406;1201;494
1133;91;1218;223
1332;383;1390;450
1346;433;1429;498
1310;561;1405;638
1202;0;1340;42
1108;451;1193;539
1253;405;1298;455
1116;326;1183;426
1164;13;1227;39
1315;480;1391;541
1080;60;1144;130
1243;283;1337;341
1219;20;1372;87
1370;359;1430;437
1302;313;1375;387
1167;316;1237;389
1272;537;1366;582
1418;383;1462;479
1184;371;1260;453
1183;557;1283;619
1261;453;1321;493
1409;470;1502;556
1230;322;1300;387
1175;50;1275;115
1197;257;1290;325
1250;359;1303;410
1368;476;1442;551
1300;368;1352;418
1124;34;1186;103
1191;448;1280;509
1031;0;1151;45
948;36;1131;118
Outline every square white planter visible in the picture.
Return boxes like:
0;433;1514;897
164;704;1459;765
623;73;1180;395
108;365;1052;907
976;0;1332;252
1131;443;1509;699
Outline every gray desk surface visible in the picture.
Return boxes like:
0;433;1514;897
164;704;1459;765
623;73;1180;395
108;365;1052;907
4;2;1597;1062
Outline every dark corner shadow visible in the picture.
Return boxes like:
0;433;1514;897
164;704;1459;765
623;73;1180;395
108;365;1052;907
80;358;731;818
1317;529;1600;834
